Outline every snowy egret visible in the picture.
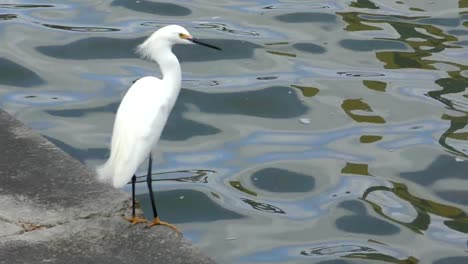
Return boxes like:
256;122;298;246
97;25;221;232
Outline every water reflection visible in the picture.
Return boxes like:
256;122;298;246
1;0;468;263
350;0;379;9
434;257;468;264
336;200;400;235
0;4;53;8
0;58;44;87
250;167;315;193
134;169;216;183
400;155;468;186
241;198;285;214
339;39;408;51
138;189;244;224
293;43;326;54
41;24;120;32
110;0;191;16
37;38;261;61
0;14;17;20
275;12;336;23
242;240;417;263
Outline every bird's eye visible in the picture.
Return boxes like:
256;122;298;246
179;33;186;39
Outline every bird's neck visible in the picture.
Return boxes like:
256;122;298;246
154;46;182;92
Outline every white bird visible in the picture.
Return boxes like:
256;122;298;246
97;25;221;232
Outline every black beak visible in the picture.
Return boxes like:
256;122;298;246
189;38;222;50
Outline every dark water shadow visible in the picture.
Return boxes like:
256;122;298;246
336;200;400;235
138;189;244;223
0;58;44;87
436;190;468;205
251;167;315;193
434;256;468;264
36;37;260;61
42;23;120;32
350;0;379;9
400;155;468;186
0;14;17;20
315;260;355;264
275;12;336;23
111;0;191;16
293;43;326;54
0;4;53;8
339;39;408;51
182;86;308;118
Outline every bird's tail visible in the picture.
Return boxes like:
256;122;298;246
96;159;114;185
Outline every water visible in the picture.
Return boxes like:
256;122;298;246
1;0;467;263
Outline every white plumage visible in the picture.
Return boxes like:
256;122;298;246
97;76;172;188
97;25;220;189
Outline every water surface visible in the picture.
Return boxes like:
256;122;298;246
1;0;467;263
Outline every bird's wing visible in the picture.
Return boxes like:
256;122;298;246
105;76;170;188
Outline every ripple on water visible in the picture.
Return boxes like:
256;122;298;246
4;91;85;106
240;239;416;263
41;23;120;32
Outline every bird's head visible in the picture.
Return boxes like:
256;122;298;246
137;25;221;61
138;25;221;56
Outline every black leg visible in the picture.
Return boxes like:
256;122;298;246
126;174;147;224
145;153;181;233
146;154;159;219
131;174;137;218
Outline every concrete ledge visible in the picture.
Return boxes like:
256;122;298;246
0;109;215;264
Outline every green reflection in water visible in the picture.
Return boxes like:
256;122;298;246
460;0;467;8
363;80;387;92
360;135;383;143
338;11;461;70
229;181;257;196
350;0;379;9
428;75;468;158
291;85;320;97
342;99;386;123
341;162;372;176
266;50;297;57
409;7;425;12
264;42;289;46
362;181;468;234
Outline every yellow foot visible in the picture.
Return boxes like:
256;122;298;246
125;216;149;225
148;217;181;234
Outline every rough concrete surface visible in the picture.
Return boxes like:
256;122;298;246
0;109;216;264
